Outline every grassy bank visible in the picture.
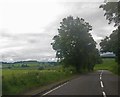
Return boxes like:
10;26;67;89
2;69;73;95
94;58;119;75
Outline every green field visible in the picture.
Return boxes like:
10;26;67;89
2;58;119;95
2;61;57;70
94;58;119;75
2;66;74;95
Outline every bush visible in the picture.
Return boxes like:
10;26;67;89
62;65;76;74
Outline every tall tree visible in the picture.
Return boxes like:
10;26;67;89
51;16;100;72
99;2;120;27
99;1;120;64
100;29;118;60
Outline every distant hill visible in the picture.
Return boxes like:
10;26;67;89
2;60;56;64
1;60;57;69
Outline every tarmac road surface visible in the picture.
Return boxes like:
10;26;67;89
41;70;119;97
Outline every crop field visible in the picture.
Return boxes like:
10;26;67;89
2;64;73;95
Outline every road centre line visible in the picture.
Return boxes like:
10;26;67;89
100;71;103;77
42;82;69;96
100;76;102;80
99;70;107;97
100;72;102;76
100;73;102;77
100;81;104;88
100;70;103;80
102;91;107;97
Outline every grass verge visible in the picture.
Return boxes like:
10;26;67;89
94;58;119;75
2;69;73;95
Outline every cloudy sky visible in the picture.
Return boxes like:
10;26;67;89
0;0;116;62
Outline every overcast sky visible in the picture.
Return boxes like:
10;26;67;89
0;0;116;62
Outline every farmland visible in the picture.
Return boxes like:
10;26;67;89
2;61;57;70
2;61;75;95
2;58;119;95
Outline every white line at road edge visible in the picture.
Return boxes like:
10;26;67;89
100;76;102;80
42;82;69;96
103;91;107;97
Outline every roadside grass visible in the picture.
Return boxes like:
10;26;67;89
3;58;119;95
94;58;119;75
2;67;73;95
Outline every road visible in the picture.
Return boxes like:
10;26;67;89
41;70;119;97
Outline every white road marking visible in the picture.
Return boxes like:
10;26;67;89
102;91;107;97
100;71;102;81
100;71;103;77
100;81;104;88
42;82;69;96
102;70;103;73
100;70;103;80
99;70;106;97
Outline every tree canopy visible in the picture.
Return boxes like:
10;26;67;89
99;1;120;64
100;29;118;55
51;16;101;72
99;2;120;27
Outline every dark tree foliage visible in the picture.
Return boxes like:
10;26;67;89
99;2;120;27
99;1;120;64
51;16;101;72
100;29;118;59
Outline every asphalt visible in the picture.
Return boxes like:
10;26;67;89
40;70;119;97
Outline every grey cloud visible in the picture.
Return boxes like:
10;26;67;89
0;30;53;44
0;30;56;62
0;2;115;62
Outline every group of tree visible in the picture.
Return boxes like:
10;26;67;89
51;1;120;73
51;16;101;72
99;1;120;65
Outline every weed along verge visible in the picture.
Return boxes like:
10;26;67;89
23;74;79;96
2;69;75;95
